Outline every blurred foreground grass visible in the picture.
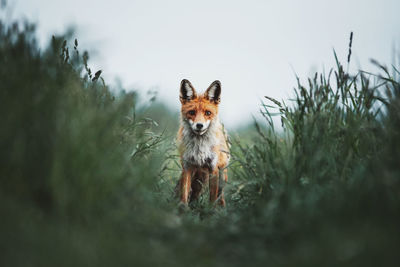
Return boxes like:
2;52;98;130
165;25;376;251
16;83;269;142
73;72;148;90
1;17;399;267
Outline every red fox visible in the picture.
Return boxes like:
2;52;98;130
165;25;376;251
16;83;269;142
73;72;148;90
176;79;230;206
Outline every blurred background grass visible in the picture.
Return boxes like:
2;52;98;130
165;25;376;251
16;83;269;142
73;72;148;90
1;13;400;267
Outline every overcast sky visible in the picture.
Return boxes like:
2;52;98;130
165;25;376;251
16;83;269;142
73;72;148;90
8;0;400;128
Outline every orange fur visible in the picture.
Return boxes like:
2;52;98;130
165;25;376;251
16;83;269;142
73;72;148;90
176;79;230;207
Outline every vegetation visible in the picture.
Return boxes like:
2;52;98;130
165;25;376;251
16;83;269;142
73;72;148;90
1;16;399;267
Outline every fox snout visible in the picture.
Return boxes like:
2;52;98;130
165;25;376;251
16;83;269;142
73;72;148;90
188;119;211;135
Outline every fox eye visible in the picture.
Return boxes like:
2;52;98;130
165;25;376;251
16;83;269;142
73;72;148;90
188;110;196;116
205;110;211;116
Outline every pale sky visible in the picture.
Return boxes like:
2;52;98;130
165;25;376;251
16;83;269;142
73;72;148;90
7;0;400;128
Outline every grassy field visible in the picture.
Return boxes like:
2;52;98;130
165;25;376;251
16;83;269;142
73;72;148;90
1;17;399;267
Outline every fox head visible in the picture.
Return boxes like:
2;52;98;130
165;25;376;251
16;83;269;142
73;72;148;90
180;79;221;136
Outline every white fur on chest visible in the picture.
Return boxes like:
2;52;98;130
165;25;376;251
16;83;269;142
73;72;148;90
181;119;219;170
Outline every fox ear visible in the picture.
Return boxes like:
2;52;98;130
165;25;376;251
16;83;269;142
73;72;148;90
205;80;221;104
180;79;197;103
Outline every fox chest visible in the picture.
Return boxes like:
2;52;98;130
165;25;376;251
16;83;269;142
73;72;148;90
182;142;218;170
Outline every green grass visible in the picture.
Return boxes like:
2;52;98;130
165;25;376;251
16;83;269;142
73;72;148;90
1;17;399;267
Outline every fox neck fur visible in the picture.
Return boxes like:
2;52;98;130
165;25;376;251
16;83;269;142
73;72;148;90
179;116;220;170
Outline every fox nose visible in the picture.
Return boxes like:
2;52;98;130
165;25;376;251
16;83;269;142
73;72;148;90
196;123;203;130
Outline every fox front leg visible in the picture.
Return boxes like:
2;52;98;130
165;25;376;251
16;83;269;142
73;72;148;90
179;169;192;204
209;169;219;203
218;168;227;207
